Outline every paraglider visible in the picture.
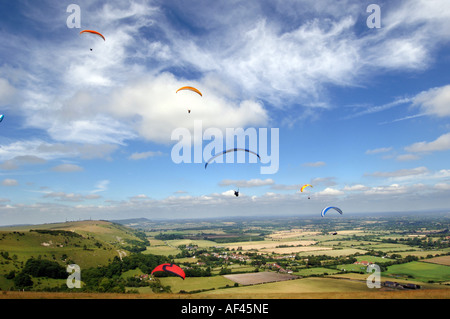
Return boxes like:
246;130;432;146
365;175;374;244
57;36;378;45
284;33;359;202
300;184;313;199
321;206;343;235
0;115;4;123
80;30;106;41
321;206;343;217
205;148;261;169
176;86;202;113
80;30;105;51
176;86;202;96
151;263;185;280
234;189;240;197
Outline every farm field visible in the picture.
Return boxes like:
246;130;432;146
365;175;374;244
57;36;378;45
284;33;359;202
422;255;450;266
223;272;298;285
199;277;374;295
382;261;450;283
1;213;449;300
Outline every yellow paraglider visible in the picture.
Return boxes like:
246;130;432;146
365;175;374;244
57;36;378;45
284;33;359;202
300;184;313;192
300;184;313;199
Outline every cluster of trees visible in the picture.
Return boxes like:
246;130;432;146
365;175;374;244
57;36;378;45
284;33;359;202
30;229;82;238
381;235;449;249
7;258;67;289
5;253;175;292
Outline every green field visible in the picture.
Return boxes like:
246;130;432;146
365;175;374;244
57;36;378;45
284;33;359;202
293;267;340;276
157;276;236;293
382;261;450;283
1;215;449;298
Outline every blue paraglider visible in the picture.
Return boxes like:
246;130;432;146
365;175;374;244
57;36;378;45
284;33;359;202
0;115;4;123
321;206;343;217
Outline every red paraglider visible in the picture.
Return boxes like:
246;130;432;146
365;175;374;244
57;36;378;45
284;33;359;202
80;30;106;41
151;263;185;280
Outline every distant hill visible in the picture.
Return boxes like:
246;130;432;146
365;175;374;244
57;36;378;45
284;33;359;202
0;220;149;278
110;218;152;226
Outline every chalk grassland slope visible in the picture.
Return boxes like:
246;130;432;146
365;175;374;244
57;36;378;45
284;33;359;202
0;220;147;272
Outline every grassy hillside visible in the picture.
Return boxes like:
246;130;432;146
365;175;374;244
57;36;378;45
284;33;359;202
0;220;148;281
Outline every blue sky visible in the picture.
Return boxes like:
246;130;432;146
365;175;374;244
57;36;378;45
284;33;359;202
1;0;450;225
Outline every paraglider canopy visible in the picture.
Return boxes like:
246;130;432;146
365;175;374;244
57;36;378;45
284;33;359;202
151;263;185;280
321;206;343;217
300;184;313;192
80;30;106;41
0;115;4;123
205;148;261;169
176;86;202;96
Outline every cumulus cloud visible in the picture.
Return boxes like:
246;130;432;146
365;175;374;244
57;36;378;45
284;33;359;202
405;133;450;153
316;187;344;196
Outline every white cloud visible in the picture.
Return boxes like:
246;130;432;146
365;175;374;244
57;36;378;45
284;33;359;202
343;184;369;191
311;177;337;187
0;78;17;106
405;133;450;153
396;154;420;162
302;161;326;167
366;147;393;155
51;164;84;173
0;140;118;162
434;183;450;191
2;179;18;186
317;187;344;196
43;192;101;202
106;73;268;144
91;180;110;193
366;166;428;178
412;85;450;118
129;151;164;160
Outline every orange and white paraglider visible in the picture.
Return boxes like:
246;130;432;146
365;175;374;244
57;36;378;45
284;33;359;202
176;86;202;113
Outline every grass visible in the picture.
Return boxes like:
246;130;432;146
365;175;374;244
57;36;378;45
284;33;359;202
293;267;340;276
199;277;372;295
382;261;450;283
158;276;236;293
